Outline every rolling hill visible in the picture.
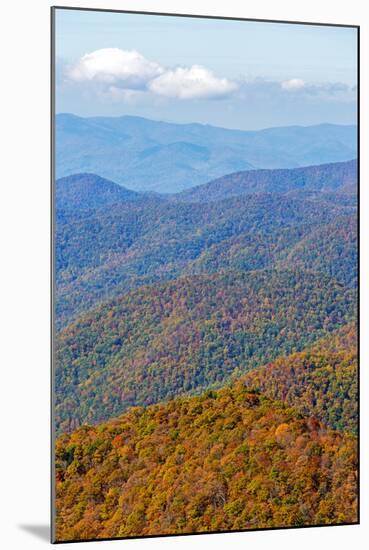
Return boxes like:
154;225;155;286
189;215;357;288
55;184;356;327
56;173;141;210
55;380;357;541
276;217;357;287
55;269;356;434
178;159;357;202
55;201;356;328
242;322;357;433
56;114;357;193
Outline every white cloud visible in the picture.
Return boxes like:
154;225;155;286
65;50;353;105
281;78;305;91
149;65;238;99
68;48;163;88
67;50;238;101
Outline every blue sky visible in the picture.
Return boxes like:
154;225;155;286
55;8;358;130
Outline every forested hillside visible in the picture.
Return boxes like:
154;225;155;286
178;159;357;202
54;152;358;539
276;217;357;287
189;215;357;288
55;381;357;541
55;181;356;327
56;173;141;210
242;322;357;433
55;269;355;433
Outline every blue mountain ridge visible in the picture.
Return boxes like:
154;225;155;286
56;113;357;193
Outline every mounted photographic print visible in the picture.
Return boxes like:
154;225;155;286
51;6;359;543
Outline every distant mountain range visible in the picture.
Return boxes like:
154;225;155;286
56;113;357;193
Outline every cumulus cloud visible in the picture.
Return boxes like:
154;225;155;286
65;49;354;106
67;49;238;101
149;65;238;99
68;48;163;88
281;78;305;91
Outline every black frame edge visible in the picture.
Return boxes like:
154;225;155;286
51;5;57;545
51;5;359;29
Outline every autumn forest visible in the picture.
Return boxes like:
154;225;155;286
54;144;358;541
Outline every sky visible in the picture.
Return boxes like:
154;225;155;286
54;8;358;130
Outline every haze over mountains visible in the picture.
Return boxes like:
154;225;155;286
56;113;357;193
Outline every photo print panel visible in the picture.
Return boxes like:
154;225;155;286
51;6;359;543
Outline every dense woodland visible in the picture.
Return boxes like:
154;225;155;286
178;159;357;202
55;161;357;327
55;269;355;433
56;173;141;210
54;156;358;538
55;382;357;541
243;323;357;433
